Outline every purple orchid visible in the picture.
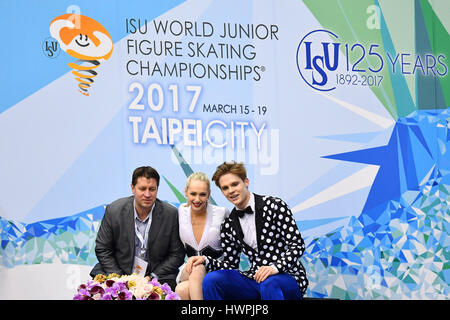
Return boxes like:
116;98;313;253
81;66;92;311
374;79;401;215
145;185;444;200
160;283;171;294
148;292;160;300
165;292;179;300
89;285;105;296
105;286;118;298
117;290;133;300
105;279;115;287
73;273;180;300
102;293;113;300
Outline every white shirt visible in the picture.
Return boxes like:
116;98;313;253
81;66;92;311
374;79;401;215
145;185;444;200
236;193;278;274
178;202;229;252
237;192;258;251
205;193;278;274
176;203;229;283
133;200;154;259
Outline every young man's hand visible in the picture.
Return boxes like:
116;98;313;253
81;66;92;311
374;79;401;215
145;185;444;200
254;265;278;283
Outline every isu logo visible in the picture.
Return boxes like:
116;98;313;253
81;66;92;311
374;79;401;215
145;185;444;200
296;29;340;92
50;13;113;96
296;29;447;92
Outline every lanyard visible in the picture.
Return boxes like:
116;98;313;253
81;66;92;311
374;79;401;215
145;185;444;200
135;218;151;258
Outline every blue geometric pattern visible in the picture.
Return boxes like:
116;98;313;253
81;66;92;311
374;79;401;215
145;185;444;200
0;200;257;275
0;205;105;268
303;109;450;299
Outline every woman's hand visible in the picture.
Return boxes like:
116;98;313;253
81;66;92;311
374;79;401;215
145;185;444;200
185;256;206;274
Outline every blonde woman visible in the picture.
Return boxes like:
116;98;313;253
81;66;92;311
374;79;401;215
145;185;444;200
175;172;229;300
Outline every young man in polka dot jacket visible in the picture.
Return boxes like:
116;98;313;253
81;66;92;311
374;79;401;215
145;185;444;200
187;161;308;300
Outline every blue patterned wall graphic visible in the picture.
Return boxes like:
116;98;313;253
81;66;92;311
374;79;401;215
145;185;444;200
1;206;105;268
304;109;449;299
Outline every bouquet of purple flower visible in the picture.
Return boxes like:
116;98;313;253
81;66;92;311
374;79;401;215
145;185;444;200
73;273;180;300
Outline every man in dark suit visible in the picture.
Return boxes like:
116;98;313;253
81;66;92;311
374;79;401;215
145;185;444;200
188;161;308;299
90;166;185;290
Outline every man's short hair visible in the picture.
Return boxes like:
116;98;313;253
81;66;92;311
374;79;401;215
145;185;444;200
211;161;247;187
132;166;160;187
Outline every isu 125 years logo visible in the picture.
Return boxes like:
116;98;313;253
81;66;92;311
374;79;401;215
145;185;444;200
296;29;447;92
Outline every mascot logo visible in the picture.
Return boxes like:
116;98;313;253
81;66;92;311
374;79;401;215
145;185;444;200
50;14;113;96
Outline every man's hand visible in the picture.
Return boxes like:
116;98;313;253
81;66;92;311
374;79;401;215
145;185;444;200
185;255;206;274
254;265;277;283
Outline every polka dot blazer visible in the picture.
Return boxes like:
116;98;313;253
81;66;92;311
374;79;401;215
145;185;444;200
206;193;308;294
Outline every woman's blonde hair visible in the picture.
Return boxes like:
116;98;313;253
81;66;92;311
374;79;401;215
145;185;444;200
185;172;211;193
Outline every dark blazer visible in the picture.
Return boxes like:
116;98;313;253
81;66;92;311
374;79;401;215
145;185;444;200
205;193;308;294
90;196;185;289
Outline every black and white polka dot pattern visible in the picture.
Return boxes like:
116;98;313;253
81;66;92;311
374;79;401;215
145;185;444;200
205;194;308;294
